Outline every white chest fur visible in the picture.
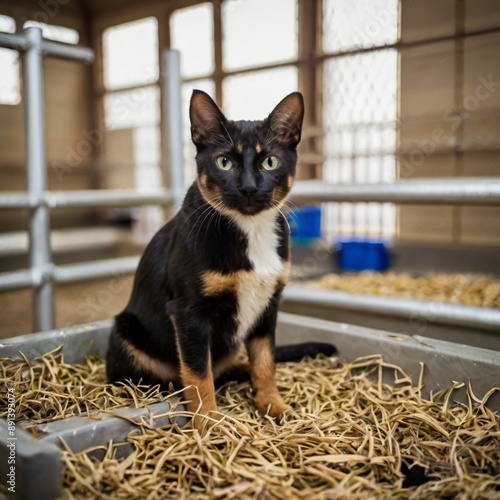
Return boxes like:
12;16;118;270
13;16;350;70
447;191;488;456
232;209;285;342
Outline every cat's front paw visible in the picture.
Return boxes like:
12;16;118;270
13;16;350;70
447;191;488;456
255;392;291;419
192;410;224;434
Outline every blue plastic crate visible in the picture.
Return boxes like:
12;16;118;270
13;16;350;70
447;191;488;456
338;239;390;272
288;206;322;245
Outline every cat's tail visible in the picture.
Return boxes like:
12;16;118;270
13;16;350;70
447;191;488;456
274;342;337;363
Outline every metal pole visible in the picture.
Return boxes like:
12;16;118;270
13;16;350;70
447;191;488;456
291;178;500;205
53;256;140;284
42;40;94;63
282;286;500;332
0;270;36;292
46;189;172;209
23;27;54;331
0;32;29;51
0;193;34;209
162;50;185;216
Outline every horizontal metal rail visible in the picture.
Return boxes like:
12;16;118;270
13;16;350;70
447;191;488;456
0;270;36;292
0;32;30;51
0;31;94;63
42;40;94;63
52;256;140;284
47;189;172;209
2;178;500;211
291;178;500;205
2;259;499;336
0;190;172;210
282;286;500;333
0;256;140;292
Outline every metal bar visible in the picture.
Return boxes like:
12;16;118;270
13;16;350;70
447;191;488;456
4;178;500;211
5;178;500;210
0;32;94;64
0;190;172;209
1;256;139;291
282;286;500;333
23;27;54;331
42;40;94;63
53;256;140;284
0;270;35;292
162;50;185;214
0;193;34;209
46;189;172;209
0;32;29;51
291;178;500;205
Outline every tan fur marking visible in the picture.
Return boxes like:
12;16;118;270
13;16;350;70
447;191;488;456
123;340;178;382
171;317;219;432
197;174;222;208
255;143;262;153
247;337;290;418
272;184;291;208
180;361;219;432
212;350;250;380
201;270;247;296
287;175;294;190
276;260;291;290
236;143;243;154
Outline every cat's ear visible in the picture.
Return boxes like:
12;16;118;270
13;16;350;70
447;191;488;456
189;90;228;147
267;92;304;148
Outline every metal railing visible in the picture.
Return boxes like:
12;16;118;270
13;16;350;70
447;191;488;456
0;28;183;331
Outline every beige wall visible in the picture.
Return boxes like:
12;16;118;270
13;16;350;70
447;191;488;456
0;0;96;232
398;0;500;244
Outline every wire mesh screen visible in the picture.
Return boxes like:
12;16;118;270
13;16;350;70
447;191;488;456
322;0;399;239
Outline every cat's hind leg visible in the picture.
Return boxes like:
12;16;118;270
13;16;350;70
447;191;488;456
106;312;178;387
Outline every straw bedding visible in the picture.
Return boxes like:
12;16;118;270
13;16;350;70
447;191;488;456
1;349;499;499
304;271;500;308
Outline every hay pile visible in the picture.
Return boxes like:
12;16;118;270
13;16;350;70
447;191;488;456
305;272;500;308
1;349;499;499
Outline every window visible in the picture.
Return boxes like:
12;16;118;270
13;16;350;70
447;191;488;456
171;4;214;79
222;0;297;71
103;17;158;90
102;18;162;239
322;0;399;239
0;15;20;106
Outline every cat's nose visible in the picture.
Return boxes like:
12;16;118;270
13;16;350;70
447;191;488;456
239;183;258;196
239;172;258;196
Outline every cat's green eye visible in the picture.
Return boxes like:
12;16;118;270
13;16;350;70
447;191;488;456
216;156;234;171
262;155;279;171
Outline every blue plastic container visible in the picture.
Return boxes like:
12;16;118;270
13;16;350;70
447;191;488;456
288;206;322;245
338;239;390;272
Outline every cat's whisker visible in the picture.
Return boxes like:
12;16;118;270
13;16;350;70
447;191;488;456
188;203;215;243
220;120;234;146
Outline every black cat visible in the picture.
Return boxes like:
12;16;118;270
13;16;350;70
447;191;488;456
106;90;335;431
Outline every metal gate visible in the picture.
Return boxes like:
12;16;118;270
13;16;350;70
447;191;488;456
0;27;184;331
